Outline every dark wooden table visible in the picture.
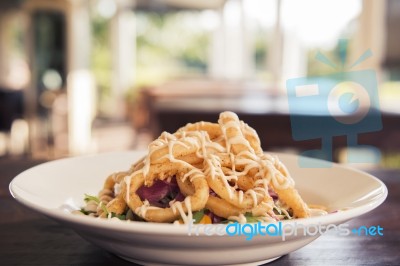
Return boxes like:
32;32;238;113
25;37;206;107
1;157;399;265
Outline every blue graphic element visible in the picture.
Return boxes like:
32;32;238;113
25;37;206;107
349;49;373;69
339;92;359;114
286;41;382;167
316;52;337;69
338;39;348;67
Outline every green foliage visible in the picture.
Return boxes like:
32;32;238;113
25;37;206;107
307;39;354;77
254;29;268;71
307;48;339;76
90;10;211;111
135;11;210;87
91;15;112;114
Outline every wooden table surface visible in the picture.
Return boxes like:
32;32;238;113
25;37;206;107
1;157;399;266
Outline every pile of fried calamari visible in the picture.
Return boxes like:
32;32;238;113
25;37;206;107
77;111;312;224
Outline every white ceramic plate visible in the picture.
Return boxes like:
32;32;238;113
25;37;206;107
10;151;387;266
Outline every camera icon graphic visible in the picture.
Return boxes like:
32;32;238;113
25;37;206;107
286;69;382;167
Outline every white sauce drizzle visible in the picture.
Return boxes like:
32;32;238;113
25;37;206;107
228;213;247;224
135;200;160;218
113;183;121;195
169;197;193;224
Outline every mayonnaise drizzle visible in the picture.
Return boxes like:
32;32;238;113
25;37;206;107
169;196;193;224
228;213;247;224
135;200;161;218
246;189;259;208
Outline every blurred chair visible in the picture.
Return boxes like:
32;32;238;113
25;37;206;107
0;88;26;156
0;88;23;131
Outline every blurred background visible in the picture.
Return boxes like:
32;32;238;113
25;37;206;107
0;0;399;167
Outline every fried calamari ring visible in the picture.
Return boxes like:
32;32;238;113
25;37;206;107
101;170;132;216
240;121;263;155
103;171;129;190
105;195;127;216
201;142;268;210
143;131;224;178
177;120;259;153
146;132;201;165
250;195;274;217
267;157;310;218
143;129;226;182
125;165;209;223
217;149;309;218
205;170;264;209
218;111;254;155
206;195;242;218
176;175;194;196
97;188;115;217
178;175;246;219
178;170;271;219
177;121;222;140
143;161;197;186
